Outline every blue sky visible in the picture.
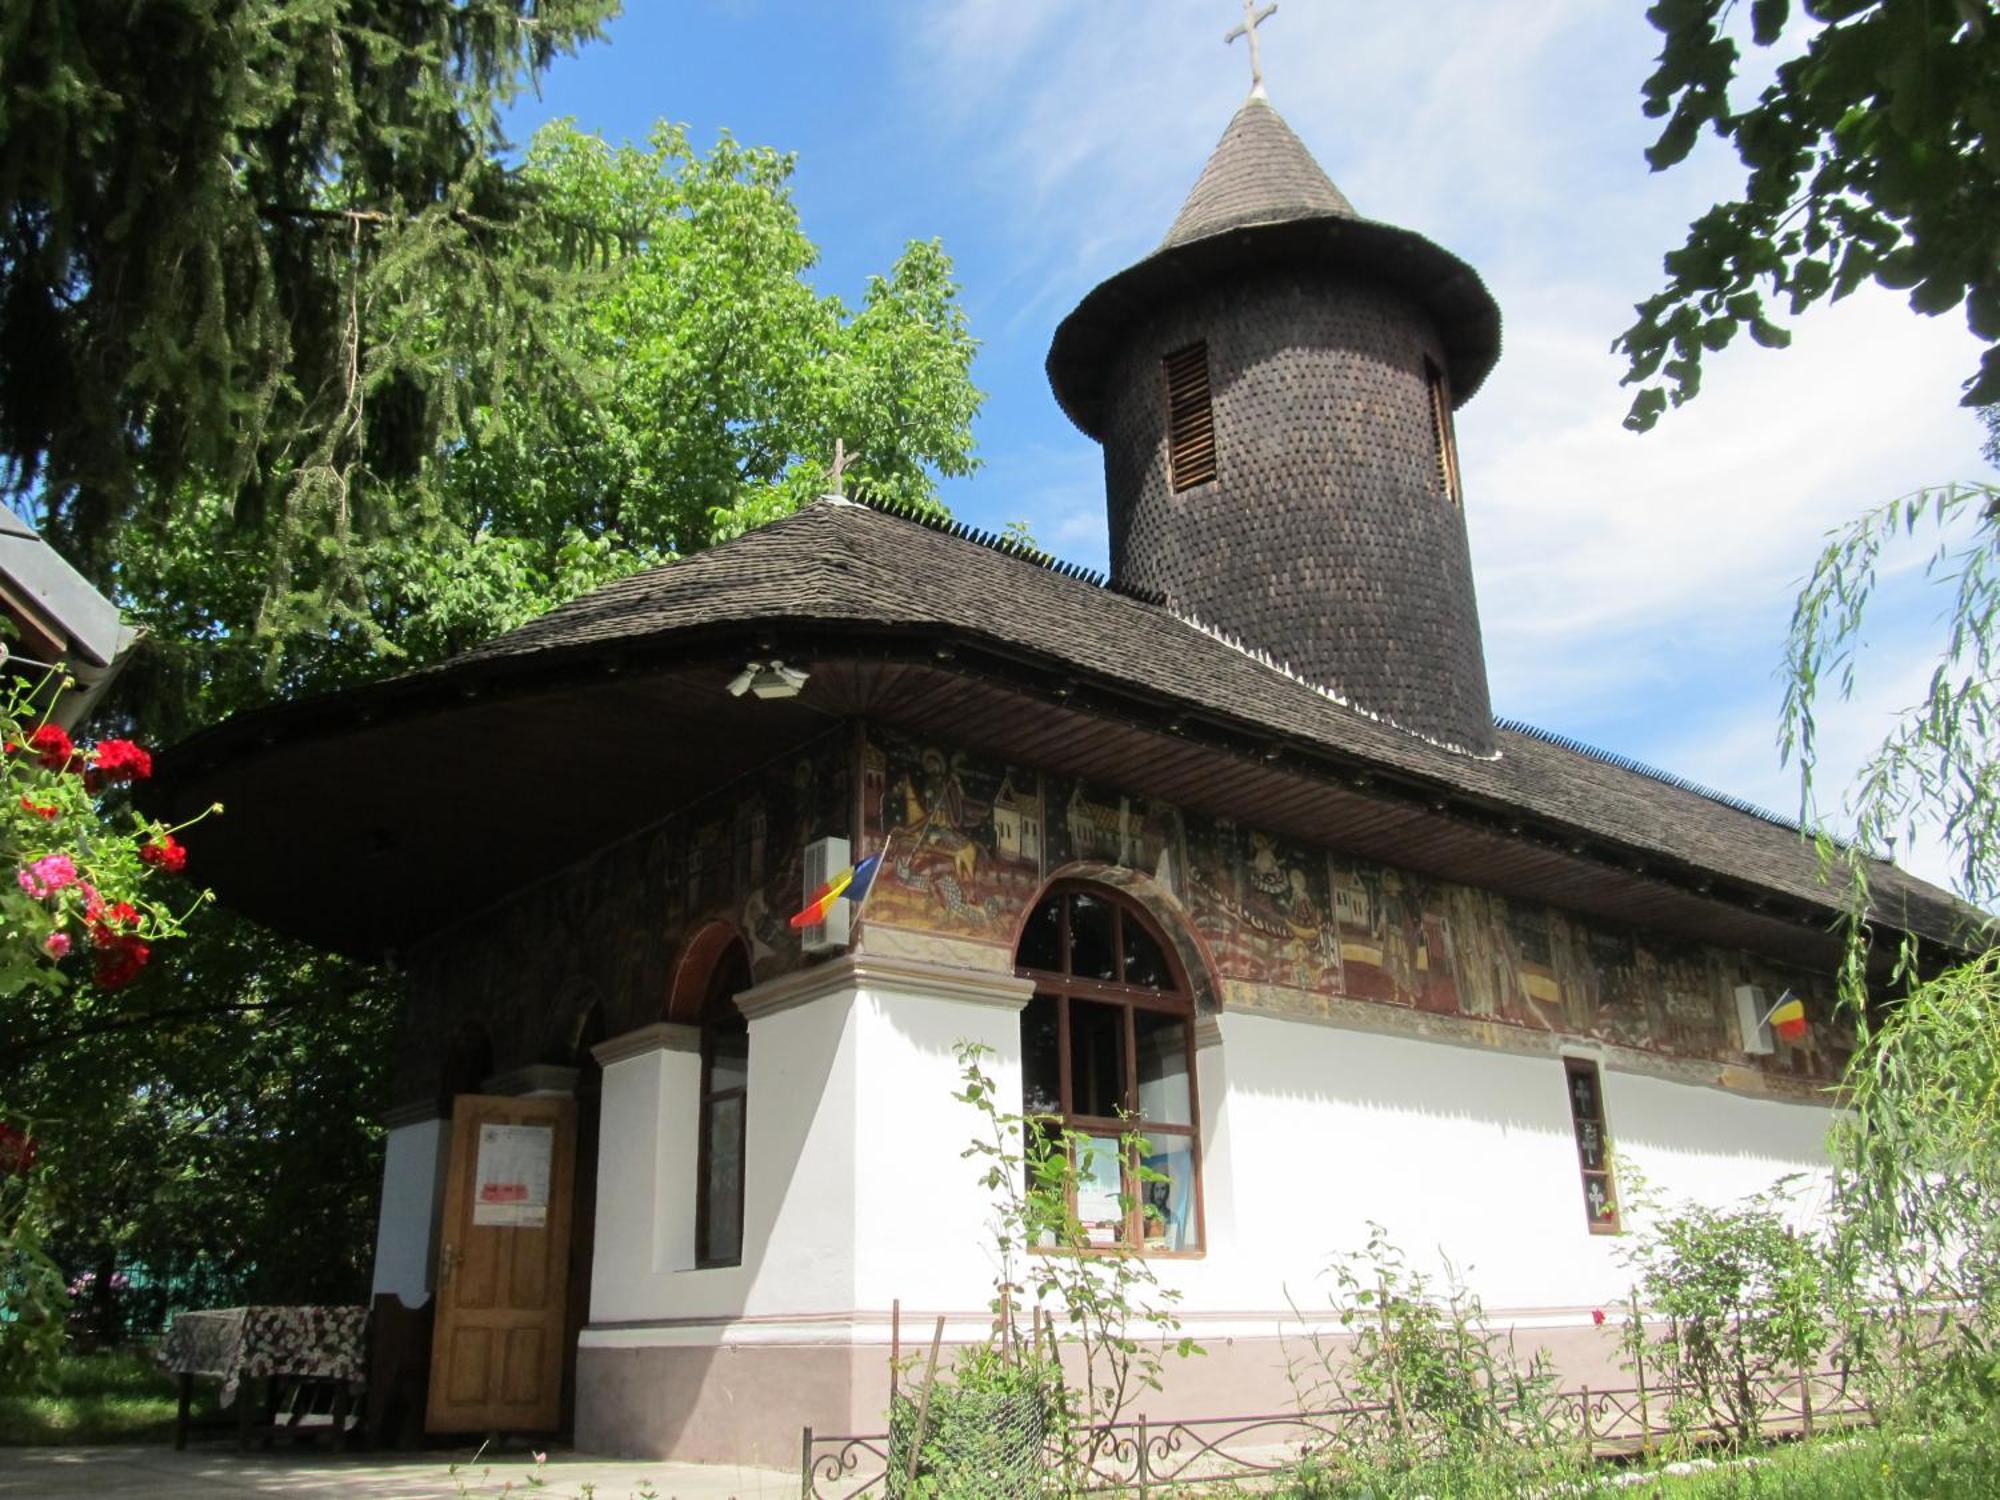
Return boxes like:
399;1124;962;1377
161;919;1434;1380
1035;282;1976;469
508;1;1993;893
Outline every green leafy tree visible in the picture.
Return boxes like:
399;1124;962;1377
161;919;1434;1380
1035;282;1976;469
102;120;983;736
1618;1;2000;1423
447;122;980;557
0;0;618;583
1;116;984;1348
1618;0;2000;431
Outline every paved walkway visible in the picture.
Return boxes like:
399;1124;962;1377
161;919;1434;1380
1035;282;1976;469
0;1445;797;1499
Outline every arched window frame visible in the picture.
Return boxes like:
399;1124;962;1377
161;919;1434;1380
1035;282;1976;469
1014;880;1206;1258
695;944;751;1269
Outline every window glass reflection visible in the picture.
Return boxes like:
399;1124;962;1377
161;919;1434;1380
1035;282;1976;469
1019;893;1062;973
1122;919;1172;989
1140;1135;1199;1252
701;1095;744;1264
1134;1012;1191;1125
1021;994;1062;1117
1077;1134;1126;1247
1069;892;1118;982
1070;999;1125;1117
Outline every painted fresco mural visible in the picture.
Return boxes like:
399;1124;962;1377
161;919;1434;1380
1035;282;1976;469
857;727;1851;1087
397;730;851;1103
395;721;1849;1108
857;737;1047;939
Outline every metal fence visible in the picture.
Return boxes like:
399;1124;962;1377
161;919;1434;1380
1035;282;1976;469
800;1363;1872;1498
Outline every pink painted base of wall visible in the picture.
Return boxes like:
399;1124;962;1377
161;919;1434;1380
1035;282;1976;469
575;1318;1635;1466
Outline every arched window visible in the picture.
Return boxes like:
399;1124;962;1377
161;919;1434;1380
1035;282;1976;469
1016;883;1203;1254
696;944;751;1268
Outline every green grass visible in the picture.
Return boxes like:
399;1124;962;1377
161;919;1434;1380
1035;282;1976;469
0;1347;218;1445
1174;1415;2000;1499
1610;1420;2000;1499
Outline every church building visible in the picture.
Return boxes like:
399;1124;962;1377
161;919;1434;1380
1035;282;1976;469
154;80;1971;1466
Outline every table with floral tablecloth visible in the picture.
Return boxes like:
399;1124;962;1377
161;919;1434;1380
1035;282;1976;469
159;1305;368;1448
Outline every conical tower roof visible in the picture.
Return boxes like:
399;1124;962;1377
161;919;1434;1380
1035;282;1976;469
1161;95;1356;247
1047;95;1501;439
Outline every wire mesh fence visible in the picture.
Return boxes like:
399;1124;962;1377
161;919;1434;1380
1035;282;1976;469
885;1387;1049;1498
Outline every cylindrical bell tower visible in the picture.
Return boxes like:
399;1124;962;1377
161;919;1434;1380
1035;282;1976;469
1047;96;1503;755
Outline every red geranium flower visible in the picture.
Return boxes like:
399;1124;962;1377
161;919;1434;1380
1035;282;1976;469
85;738;152;792
0;1122;36;1177
139;834;187;874
89;904;142;948
18;796;57;820
92;934;149;989
10;723;75;771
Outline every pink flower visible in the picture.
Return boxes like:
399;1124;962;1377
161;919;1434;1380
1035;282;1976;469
1592;1308;1607;1327
16;854;78;899
42;931;70;959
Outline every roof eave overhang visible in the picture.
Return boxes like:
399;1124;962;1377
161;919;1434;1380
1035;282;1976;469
147;615;1961;970
1046;214;1504;439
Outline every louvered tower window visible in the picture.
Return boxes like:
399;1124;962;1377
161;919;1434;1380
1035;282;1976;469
1425;357;1463;504
1163;343;1217;492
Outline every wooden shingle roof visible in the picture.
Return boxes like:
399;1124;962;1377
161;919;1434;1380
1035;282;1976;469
1162;96;1357;247
429;499;1970;946
1047;96;1504;436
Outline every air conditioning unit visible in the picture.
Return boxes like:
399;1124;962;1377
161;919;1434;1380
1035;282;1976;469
800;835;851;955
1733;984;1774;1055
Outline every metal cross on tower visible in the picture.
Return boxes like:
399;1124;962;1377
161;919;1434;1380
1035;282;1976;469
1225;0;1279;96
827;438;861;497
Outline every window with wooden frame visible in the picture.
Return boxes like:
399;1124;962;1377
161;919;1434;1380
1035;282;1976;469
696;944;751;1267
1563;1057;1620;1234
1163;342;1218;492
1016;883;1203;1254
1424;356;1463;504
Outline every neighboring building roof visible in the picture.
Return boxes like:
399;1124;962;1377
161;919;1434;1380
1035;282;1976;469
154;497;1977;958
1046;95;1504;438
0;509;133;669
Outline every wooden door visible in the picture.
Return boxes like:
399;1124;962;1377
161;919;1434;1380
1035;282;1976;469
427;1094;576;1434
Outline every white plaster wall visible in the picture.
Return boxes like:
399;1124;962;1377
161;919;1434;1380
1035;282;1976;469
590;1045;702;1323
582;987;1836;1349
850;985;1025;1316
370;1118;447;1306
1144;1011;1834;1327
584;990;860;1330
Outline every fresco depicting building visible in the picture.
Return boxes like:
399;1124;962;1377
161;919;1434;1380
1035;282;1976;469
154;81;1977;1464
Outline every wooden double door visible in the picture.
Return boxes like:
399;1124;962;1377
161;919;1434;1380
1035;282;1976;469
426;1094;578;1434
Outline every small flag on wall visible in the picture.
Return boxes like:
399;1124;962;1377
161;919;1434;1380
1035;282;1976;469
789;854;881;930
1762;990;1809;1043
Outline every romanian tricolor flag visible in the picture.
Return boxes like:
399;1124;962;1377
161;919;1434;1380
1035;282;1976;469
789;854;881;930
1766;992;1809;1043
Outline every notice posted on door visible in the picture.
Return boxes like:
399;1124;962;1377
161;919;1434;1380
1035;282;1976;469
473;1123;554;1227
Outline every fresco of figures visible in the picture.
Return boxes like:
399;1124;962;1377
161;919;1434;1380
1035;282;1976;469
402;730;854;1099
856;729;1848;1083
